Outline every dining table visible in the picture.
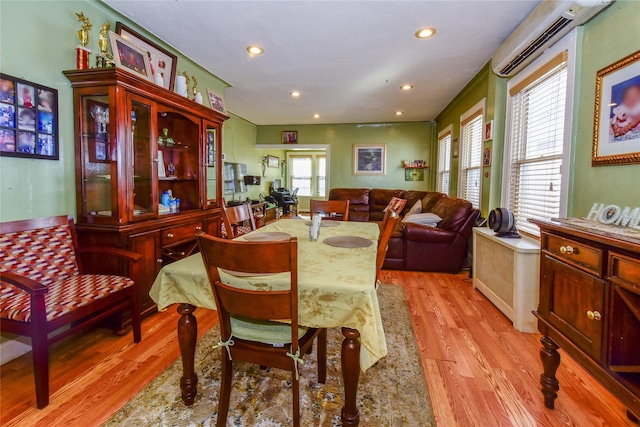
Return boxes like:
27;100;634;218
149;218;386;426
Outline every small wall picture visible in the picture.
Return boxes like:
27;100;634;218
353;144;386;175
484;120;493;141
207;88;227;114
483;146;492;166
109;31;152;81
452;138;459;158
0;78;15;103
282;131;298;144
267;155;279;168
405;168;424;181
0;73;58;160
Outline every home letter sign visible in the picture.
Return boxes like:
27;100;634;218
587;203;640;229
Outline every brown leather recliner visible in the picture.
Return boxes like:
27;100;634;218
328;188;479;272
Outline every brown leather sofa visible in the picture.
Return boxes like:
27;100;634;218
329;188;480;272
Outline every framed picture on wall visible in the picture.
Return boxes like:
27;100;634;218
353;144;386;175
0;73;59;160
592;49;640;166
452;138;459;158
207;89;227;114
116;22;178;90
109;31;153;81
484;120;493;141
282;131;298;144
266;155;279;168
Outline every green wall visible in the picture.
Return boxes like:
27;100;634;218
256;122;435;192
0;0;232;222
435;0;640;217
570;0;640;214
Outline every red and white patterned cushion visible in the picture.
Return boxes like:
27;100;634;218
0;274;133;323
0;223;79;286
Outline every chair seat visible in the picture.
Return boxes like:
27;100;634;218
0;274;134;323
231;316;308;345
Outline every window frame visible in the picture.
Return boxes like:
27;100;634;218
437;125;452;195
501;31;577;237
458;98;485;209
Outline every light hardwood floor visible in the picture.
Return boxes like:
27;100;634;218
1;270;635;426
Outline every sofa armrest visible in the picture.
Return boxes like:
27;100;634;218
74;246;141;281
0;272;48;295
403;223;457;244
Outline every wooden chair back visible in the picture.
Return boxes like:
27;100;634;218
377;210;399;274
309;199;350;221
197;233;300;347
221;202;256;239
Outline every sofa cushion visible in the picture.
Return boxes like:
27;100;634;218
401;191;429;216
369;189;406;221
329;188;370;221
403;212;442;226
405;200;422;217
421;192;446;212
431;197;473;231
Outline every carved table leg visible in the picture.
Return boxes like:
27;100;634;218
178;303;198;406
341;327;361;427
539;335;560;409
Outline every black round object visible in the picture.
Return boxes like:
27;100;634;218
488;207;515;234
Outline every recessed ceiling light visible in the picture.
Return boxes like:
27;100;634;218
246;45;264;55
313;114;320;118
415;27;436;39
401;84;414;90
395;111;403;116
290;91;301;97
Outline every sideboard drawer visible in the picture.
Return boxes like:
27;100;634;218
544;234;603;276
609;252;640;292
162;221;204;246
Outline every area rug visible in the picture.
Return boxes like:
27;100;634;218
104;284;435;426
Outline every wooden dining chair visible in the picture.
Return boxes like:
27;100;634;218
220;201;256;239
376;210;399;283
197;233;327;427
309;199;350;221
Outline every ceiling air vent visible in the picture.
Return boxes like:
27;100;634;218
492;0;614;77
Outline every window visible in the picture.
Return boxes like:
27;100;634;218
437;127;452;195
459;101;484;209
317;156;326;197
504;50;570;236
290;156;312;196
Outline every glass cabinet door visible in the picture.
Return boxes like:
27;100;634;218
80;93;114;221
204;124;218;207
129;96;156;221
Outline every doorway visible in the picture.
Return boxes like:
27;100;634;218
287;151;326;212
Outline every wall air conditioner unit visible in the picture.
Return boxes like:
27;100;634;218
492;0;614;77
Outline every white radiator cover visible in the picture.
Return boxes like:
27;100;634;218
473;227;541;333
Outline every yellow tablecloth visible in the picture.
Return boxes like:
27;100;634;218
149;219;386;370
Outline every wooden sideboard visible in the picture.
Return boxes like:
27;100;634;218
531;218;640;420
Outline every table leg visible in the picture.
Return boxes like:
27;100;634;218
178;303;198;406
341;327;361;426
540;335;560;409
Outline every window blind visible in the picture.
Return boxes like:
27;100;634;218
507;57;568;236
437;132;451;195
317;156;326;197
290;156;312;196
459;114;483;209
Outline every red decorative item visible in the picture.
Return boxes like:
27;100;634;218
76;46;91;70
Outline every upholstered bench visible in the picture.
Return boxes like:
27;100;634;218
0;215;142;408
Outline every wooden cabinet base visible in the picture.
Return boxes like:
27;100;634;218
531;218;640;419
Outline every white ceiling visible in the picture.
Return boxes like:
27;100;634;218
103;0;539;125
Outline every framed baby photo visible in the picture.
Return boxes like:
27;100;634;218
0;73;58;159
109;31;153;82
592;50;640;166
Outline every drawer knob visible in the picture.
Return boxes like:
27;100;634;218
560;245;574;255
587;310;602;321
156;258;163;264
167;233;174;238
195;225;202;231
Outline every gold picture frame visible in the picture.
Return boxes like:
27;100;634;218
592;50;640;166
109;31;152;81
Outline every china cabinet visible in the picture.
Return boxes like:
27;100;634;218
531;219;640;420
64;68;227;316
